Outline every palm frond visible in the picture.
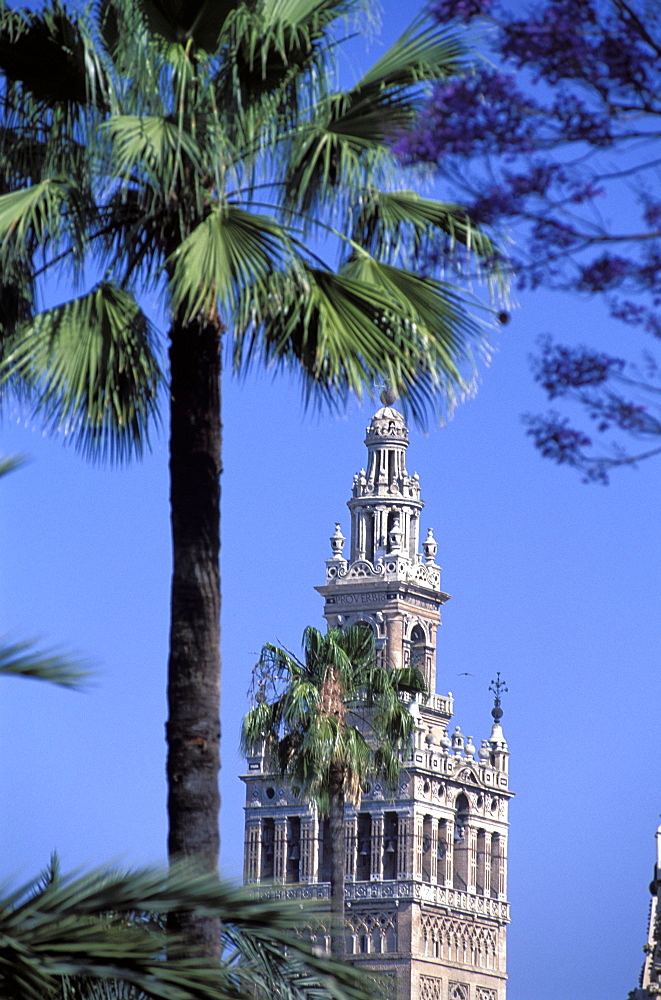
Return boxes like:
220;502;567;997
355;15;466;92
168;207;288;320
0;180;73;261
0;283;161;463
0;453;26;478
105;115;204;188
350;189;502;275
237;259;488;425
0;639;89;689
0;862;379;1000
215;0;349;114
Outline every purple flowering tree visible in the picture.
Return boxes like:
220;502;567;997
395;0;661;481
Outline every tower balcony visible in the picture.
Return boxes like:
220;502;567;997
253;880;510;923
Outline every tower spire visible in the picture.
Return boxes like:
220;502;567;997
320;401;447;689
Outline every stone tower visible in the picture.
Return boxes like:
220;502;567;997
242;405;513;1000
630;823;661;998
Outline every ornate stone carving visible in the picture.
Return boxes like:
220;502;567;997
420;976;443;1000
346;910;398;955
449;984;470;1000
421;914;498;970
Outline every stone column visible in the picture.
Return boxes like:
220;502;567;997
386;614;404;670
468;826;478;893
345;815;358;882
414;815;424;880
274;817;287;883
300;815;317;883
444;820;454;887
498;836;508;898
244;821;261;883
430;818;439;883
371;813;384;880
483;831;492;896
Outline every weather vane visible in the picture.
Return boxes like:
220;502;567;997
489;672;508;709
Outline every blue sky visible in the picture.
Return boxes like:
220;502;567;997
1;5;660;1000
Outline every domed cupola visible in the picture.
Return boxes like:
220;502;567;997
347;405;424;566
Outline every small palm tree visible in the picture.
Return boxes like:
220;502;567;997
0;0;502;954
241;625;427;957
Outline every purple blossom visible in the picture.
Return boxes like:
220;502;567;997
579;255;630;291
611;300;661;338
593;397;650;434
393;69;537;164
525;412;594;462
431;0;492;22
530;218;579;249
550;91;612;144
643;201;661;229
533;341;625;398
394;0;661;482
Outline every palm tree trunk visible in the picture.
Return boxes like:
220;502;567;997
166;315;222;959
328;779;346;959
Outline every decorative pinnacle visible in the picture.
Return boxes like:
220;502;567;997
379;385;398;406
489;672;508;721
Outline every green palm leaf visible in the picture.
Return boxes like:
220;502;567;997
0;863;376;1000
238;261;485;423
355;14;466;91
0;180;72;258
0;640;88;689
350;189;500;267
168;207;288;319
105;115;204;186
1;283;161;462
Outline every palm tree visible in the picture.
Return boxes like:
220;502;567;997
0;0;503;954
241;625;427;957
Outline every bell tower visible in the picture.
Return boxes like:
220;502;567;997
241;402;513;1000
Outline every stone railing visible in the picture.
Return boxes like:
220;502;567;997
346;881;509;921
254;882;331;901
426;693;453;716
255;880;509;921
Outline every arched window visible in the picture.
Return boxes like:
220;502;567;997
364;513;375;563
286;816;301;883
319;818;331;882
421;814;433;882
490;833;502;898
261;818;275;880
382;811;398;879
437;819;449;885
410;624;426;675
356;812;372;881
476;828;486;894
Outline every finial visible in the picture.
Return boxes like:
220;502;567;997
329;522;346;558
379;385;398;406
422;527;438;564
388;513;402;552
489;672;508;721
